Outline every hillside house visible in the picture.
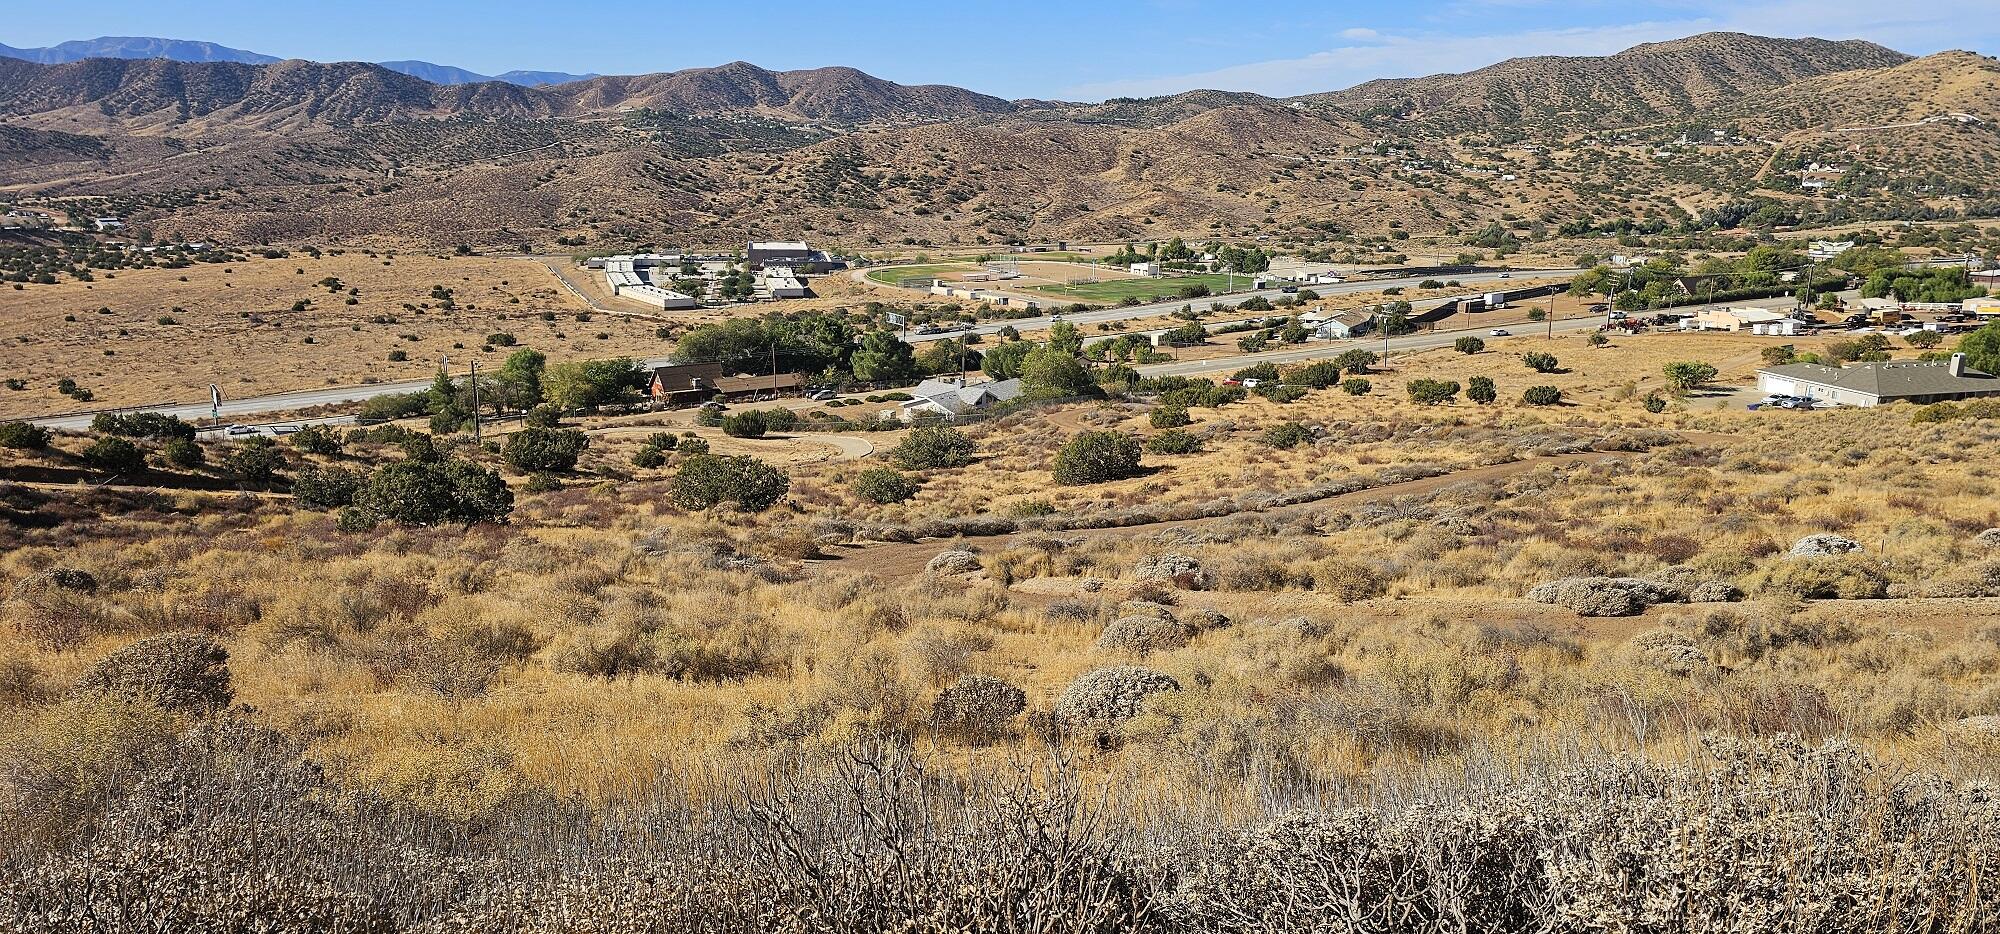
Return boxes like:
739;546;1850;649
893;378;1023;421
1311;309;1376;340
1756;354;2000;407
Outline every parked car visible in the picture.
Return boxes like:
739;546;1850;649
1242;379;1263;389
1489;328;1511;337
1279;285;1299;294
808;389;838;401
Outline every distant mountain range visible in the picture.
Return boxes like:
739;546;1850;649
0;35;593;86
0;30;1989;252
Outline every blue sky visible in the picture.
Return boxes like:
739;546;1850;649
8;0;1996;100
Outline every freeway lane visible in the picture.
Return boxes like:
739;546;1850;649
28;266;1580;430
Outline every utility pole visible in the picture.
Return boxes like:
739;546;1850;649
1546;289;1555;340
469;358;481;442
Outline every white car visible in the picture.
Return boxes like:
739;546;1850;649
808;389;838;401
225;424;256;436
1489;328;1511;337
1241;378;1263;389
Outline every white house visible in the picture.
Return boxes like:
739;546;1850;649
1129;262;1160;277
1311;309;1376;340
1807;240;1854;260
894;378;1024;421
1757;355;2000;407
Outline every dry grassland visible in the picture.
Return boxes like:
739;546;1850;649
0;252;631;418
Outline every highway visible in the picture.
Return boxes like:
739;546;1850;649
28;266;1581;431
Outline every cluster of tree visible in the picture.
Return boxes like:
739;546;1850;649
1861;268;1985;304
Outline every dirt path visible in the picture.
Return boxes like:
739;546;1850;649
819;450;1623;579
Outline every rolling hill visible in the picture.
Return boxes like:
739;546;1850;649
1305;32;1911;134
1;32;1990;251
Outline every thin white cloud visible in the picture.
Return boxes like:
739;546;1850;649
1063;19;1706;99
1059;0;2000;101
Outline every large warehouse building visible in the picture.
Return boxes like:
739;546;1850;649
1756;354;2000;407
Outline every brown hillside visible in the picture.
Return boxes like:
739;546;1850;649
1309;32;1910;134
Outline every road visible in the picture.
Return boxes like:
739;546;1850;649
1136;313;1608;378
29;266;1580;431
902;268;1581;342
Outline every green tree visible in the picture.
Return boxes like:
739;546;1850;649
224;437;285;481
543;358;640;411
290;424;342;456
1761;344;1798;367
1263;422;1313;449
1905;330;1944;351
1407;378;1461;405
1284;361;1344;389
1957;323;2000;375
0;421;50;449
1522;351;1560;373
293;465;364;509
853;467;919;504
1466;376;1497;404
981;340;1035;381
502;427;589;473
1046;321;1084;356
721;410;768;438
1020;345;1095;400
493;349;547;411
1454;336;1485;354
354;459;513;527
1333;349;1377;375
83;437;146;473
670;454;789;511
1522;385;1563;406
1051;431;1143;485
1341;378;1372;396
888;425;974;470
850;331;917;383
162;437;204;468
1150;404;1191;429
1144;429;1202;455
1663;361;1719;394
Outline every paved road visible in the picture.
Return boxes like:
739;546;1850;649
1135;312;1608;378
30;266;1579;430
903;268;1581;342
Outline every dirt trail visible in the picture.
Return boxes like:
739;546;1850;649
820;450;1623;579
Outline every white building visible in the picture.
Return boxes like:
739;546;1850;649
602;256;698;309
1757;355;2000;408
1129;262;1160;277
1807;240;1855;260
893;378;1024;421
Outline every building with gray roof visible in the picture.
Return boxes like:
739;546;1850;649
1756;354;2000;407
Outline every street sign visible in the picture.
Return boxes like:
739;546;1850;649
885;312;907;327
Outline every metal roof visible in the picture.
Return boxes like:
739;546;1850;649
1759;359;2000;399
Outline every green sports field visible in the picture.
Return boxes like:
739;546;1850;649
1029;273;1253;303
864;263;978;286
